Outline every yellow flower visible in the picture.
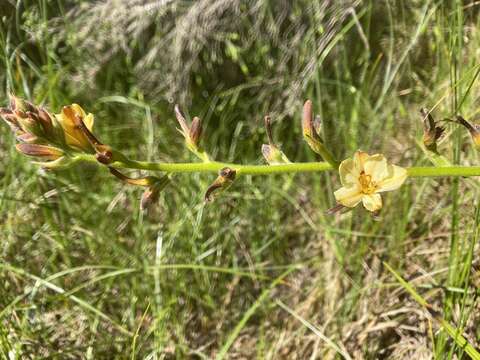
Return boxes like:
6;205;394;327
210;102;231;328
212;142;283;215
334;151;407;212
56;104;95;152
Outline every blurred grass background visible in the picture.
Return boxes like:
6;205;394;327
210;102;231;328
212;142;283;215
1;0;480;359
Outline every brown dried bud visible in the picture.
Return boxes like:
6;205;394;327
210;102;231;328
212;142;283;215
140;176;170;211
205;167;236;202
420;108;444;152
456;116;480;150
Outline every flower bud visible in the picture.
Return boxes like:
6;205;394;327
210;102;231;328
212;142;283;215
9;94;35;114
16;143;64;160
2;96;64;145
174;104;190;137
456;116;480;150
204;167;236;202
302;100;317;140
301;100;337;167
0;108;21;132
261;115;289;165
420;108;444;152
15;112;45;138
16;132;39;143
174;105;204;151
189;116;202;146
261;144;286;164
302;100;324;152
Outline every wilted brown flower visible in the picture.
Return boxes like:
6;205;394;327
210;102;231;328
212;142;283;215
204;167;236;202
420;108;444;152
456;115;480;150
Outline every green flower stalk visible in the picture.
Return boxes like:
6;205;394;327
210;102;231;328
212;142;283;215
4;96;480;212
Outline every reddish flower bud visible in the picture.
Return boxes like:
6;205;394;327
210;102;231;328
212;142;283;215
16;143;64;160
174;105;204;151
302;100;316;140
302;100;326;154
189;116;203;145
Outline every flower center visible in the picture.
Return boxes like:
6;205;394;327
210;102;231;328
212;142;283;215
359;171;377;194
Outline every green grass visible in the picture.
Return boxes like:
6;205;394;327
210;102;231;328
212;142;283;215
1;1;480;359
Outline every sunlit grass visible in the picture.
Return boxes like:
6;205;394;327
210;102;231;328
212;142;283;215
1;1;480;359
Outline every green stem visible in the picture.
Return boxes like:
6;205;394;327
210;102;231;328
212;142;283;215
76;154;480;177
119;159;334;175
407;166;480;177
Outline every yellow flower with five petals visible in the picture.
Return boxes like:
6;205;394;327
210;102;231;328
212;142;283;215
334;151;407;212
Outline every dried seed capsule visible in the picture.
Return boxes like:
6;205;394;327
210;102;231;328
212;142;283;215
204;167;236;202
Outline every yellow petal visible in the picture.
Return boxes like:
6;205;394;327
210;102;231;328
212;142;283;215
353;150;369;171
338;158;360;186
363;154;388;182
56;105;92;151
377;164;407;192
362;193;382;212
71;104;86;117
70;104;94;131
334;185;363;208
83;113;94;131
